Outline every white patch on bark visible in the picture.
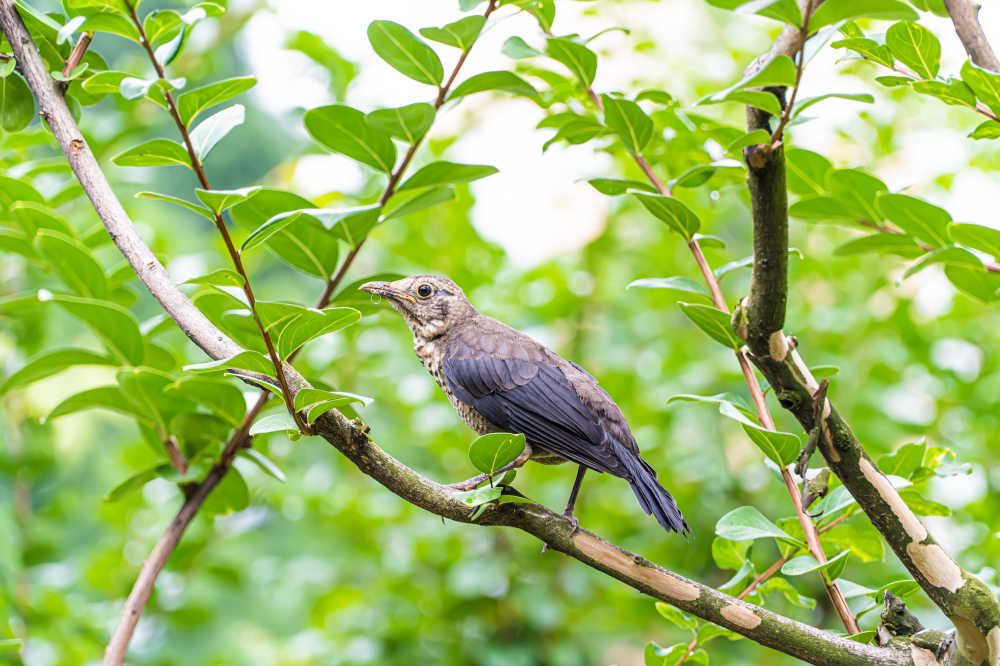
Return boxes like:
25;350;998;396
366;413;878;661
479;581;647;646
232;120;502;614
859;458;927;542
987;625;1000;666
906;542;964;593
788;347;820;393
910;645;941;666
768;330;789;361
954;616;989;664
721;603;762;630
573;533;700;601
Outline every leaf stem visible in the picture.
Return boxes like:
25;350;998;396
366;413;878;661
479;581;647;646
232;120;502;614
124;1;306;432
768;1;817;150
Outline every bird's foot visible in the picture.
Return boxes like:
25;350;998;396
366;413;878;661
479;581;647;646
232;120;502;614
447;474;488;492
562;510;579;533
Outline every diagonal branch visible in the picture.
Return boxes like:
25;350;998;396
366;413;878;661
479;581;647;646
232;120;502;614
0;4;932;664
735;4;1000;662
944;0;1000;73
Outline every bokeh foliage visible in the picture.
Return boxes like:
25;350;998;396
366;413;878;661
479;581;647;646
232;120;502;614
2;0;1000;664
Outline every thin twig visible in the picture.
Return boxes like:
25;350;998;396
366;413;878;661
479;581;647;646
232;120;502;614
162;434;187;475
103;395;268;665
61;31;92;78
123;0;305;431
769;1;817;150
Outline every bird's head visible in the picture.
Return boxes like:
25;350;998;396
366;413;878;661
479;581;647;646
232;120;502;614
360;274;476;339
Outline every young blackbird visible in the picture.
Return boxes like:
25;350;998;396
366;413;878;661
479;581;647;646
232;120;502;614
361;275;688;534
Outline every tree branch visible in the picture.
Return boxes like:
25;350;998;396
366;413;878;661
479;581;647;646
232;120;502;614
0;4;939;664
735;3;1000;661
944;0;1000;73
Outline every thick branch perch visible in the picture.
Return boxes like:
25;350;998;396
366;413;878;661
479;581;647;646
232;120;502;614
0;2;966;664
735;4;1000;663
944;0;1000;73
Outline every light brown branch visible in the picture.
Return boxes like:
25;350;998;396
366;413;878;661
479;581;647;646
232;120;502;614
102;395;268;665
61;31;91;79
944;0;1000;73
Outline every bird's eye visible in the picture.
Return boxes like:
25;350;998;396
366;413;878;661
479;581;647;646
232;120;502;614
416;284;433;299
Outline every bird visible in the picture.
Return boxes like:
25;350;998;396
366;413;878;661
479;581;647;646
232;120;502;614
360;274;688;535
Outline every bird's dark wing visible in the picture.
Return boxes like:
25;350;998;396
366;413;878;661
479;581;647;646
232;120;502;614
441;355;627;476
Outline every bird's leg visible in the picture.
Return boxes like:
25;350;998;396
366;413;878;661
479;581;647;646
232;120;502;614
447;443;533;491
561;465;587;530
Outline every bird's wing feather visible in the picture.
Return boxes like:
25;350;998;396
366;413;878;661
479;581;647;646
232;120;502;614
442;355;626;476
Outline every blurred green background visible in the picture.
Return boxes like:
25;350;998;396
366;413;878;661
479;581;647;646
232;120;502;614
2;0;1000;664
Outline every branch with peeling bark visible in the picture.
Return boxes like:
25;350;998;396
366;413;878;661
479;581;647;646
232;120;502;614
735;6;1000;665
0;3;955;665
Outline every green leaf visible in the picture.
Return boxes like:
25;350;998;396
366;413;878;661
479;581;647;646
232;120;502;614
823;522;886;563
786;148;832;195
116;367;175;432
194;186;261;215
81;13;140;43
715;505;802;545
627;277;711;300
183;269;245;288
601;94;652;153
944;265;1000;302
726;128;771;153
184;350;275;376
758;577;816;608
719;401;801;466
48;385;149;423
366;103;436;143
969;120;1000;140
383;186;455;220
876;75;912;87
82;70;131;95
304;104;397;173
0;72;34;132
166;376;246;425
828;168;889;220
704;0;801;24
666;392;756;418
176;76;256;126
136;191;214;221
238;449;286;483
711;536;750;570
294;387;373;411
367;20;444;85
12;202;74;237
502;36;542;59
834;234;924;259
105;465;169;502
398;161;499;191
0;348;117;394
276;306;362;358
700;55;796;117
587;178;657;195
448;71;540;102
885;21;939;79
670;161;743;189
961;59;1000;117
655;602;697;632
34;230;108;298
911;79;976;107
832;35;895;68
190;104;244;161
154;24;187;66
419;15;485;50
112;139;192;169
877;192;950;246
781;550;850;579
677;302;740;348
631;192;700;239
452;485;503;508
202;466;249;514
468;432;526;475
143;9;182;45
249;412;299;436
792;92;874;118
0;640;22;654
546;37;597;88
950;223;1000;257
902;246;981;280
49;294;144;365
809;0;917;31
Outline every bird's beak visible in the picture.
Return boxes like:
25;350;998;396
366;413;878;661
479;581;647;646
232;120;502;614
359;281;416;304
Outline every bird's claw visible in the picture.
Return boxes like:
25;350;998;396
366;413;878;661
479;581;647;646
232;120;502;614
447;479;482;492
562;511;579;533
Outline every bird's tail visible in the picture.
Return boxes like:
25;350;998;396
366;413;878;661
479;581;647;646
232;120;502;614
614;441;689;535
